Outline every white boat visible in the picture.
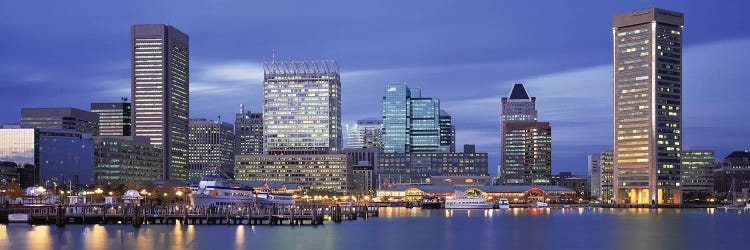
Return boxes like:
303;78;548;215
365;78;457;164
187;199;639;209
255;190;295;207
8;214;29;223
530;201;548;208
445;190;495;209
498;198;510;209
189;176;256;207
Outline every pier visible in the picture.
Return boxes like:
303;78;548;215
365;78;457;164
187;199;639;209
0;204;380;226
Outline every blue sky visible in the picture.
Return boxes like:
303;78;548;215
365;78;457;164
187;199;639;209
1;1;748;175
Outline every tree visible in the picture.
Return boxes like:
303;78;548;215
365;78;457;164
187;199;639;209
4;181;24;200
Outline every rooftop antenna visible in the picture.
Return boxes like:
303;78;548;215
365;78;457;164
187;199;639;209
240;104;245;114
218;115;222;124
272;48;276;63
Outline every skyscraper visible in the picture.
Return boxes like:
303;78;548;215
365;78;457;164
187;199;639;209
382;84;445;153
263;60;341;154
613;8;683;205
91;102;131;136
188;118;235;178
131;24;189;180
235;60;349;192
439;110;456;152
500;83;552;185
235;104;263;155
345;119;383;148
21;108;99;135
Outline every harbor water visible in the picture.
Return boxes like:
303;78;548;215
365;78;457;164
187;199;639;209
2;207;748;250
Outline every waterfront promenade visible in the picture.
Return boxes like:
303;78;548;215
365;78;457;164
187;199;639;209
0;204;379;226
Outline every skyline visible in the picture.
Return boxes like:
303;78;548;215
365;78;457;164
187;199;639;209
2;1;749;176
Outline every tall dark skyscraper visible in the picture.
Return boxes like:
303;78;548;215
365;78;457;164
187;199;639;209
439;109;456;152
131;24;190;180
612;8;683;205
500;83;552;185
90;102;131;136
235;104;263;155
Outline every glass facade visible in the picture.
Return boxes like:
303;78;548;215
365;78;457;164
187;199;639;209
382;84;444;153
263;60;342;153
344;119;382;149
377;152;489;186
0;128;94;186
613;8;683;205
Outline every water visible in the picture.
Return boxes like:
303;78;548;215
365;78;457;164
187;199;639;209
2;207;748;250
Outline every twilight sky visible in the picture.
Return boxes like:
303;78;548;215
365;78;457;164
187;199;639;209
1;1;748;176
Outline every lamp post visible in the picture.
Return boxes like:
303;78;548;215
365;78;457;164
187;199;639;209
94;188;103;203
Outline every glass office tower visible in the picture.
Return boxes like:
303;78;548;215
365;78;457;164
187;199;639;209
382;84;444;153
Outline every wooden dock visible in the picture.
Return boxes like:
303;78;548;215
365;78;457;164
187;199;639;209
0;204;379;226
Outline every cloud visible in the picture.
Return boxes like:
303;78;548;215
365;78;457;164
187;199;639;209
189;61;264;96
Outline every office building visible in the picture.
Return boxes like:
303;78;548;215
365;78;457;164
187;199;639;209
377;146;490;187
439;110;456;152
91;102;132;136
21;108;98;135
500;83;551;185
680;150;714;198
94;136;162;184
345;119;383;149
263;60;342;153
382;84;447;153
343;147;381;193
236;60;349;192
588;154;602;199
713;150;750;198
0;128;94;186
600;151;614;202
235;154;349;192
131;24;190;180
188;118;235;178
613;8;684;205
235;104;263;156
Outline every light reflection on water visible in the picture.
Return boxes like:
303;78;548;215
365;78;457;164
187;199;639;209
1;208;749;250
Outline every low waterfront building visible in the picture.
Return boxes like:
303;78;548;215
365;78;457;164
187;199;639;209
376;185;575;203
94;136;162;184
681;150;714;200
0;128;94;186
713;150;750;199
235;154;350;192
377;145;489;186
